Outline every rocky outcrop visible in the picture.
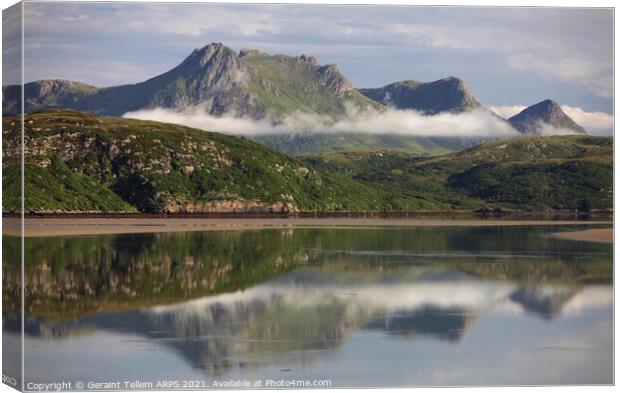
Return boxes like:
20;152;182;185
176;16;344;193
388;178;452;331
508;99;587;135
145;43;259;115
155;197;296;214
315;64;354;96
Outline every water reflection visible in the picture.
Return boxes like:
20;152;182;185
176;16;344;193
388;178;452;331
2;225;613;386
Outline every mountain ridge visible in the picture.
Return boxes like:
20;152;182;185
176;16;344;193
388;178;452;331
2;43;591;157
359;77;481;114
2;43;379;120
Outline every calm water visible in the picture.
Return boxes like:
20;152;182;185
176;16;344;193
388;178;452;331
3;224;613;388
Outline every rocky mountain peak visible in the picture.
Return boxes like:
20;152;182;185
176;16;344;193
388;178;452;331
182;43;236;68
132;42;258;116
520;99;563;116
431;76;480;108
508;99;587;135
171;42;250;89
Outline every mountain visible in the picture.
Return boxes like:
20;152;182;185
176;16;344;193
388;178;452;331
2;48;486;123
3;109;447;214
359;77;481;114
508;99;587;135
300;135;613;211
2;80;99;115
2;43;590;159
2;43;379;119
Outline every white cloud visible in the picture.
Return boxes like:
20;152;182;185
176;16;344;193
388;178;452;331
123;105;518;137
489;104;613;132
25;3;280;38
387;10;612;99
561;106;614;132
18;3;612;106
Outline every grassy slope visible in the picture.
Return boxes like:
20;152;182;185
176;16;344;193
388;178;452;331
241;52;380;118
2;110;443;213
301;136;613;211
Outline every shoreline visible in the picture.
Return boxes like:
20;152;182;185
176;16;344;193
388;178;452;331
3;209;612;219
551;228;613;243
3;217;613;237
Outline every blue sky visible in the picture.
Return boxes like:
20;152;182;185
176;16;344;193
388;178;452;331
6;3;614;123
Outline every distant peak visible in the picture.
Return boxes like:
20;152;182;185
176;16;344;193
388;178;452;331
359;75;480;114
519;99;563;115
509;99;586;135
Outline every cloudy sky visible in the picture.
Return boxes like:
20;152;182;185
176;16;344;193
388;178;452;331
4;2;614;132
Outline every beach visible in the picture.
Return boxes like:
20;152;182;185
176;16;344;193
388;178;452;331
2;217;613;237
552;228;613;243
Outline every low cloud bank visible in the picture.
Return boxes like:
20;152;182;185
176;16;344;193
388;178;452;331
123;105;519;137
537;123;583;136
561;105;614;132
489;104;613;132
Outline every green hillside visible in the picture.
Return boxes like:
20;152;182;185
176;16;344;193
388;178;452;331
2;110;444;213
301;136;613;211
3;159;136;213
2;110;611;214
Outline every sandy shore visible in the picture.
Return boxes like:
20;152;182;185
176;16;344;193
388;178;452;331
1;217;613;237
552;228;613;243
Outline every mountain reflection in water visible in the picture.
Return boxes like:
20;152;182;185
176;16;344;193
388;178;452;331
2;225;613;386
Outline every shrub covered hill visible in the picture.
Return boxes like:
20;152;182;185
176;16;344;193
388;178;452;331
2;109;442;214
2;109;612;214
300;136;613;211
